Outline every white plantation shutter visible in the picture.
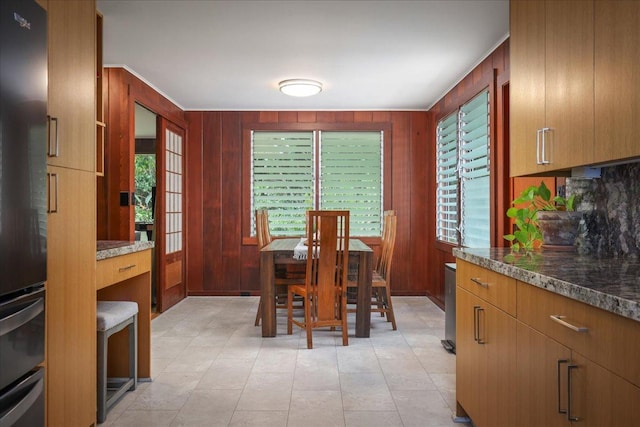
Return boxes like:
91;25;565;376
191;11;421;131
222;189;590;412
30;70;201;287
319;131;383;236
436;113;459;244
459;90;490;248
252;131;314;236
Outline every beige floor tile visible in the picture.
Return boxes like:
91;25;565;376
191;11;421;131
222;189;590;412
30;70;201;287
196;358;254;390
288;390;345;427
228;410;288;427
170;389;241;426
111;410;178;426
344;410;404;427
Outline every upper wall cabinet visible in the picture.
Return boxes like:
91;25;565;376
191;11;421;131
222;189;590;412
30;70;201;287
594;0;640;164
510;0;594;177
47;0;96;172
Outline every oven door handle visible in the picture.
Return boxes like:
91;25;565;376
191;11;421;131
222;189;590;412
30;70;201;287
0;370;44;427
0;298;44;336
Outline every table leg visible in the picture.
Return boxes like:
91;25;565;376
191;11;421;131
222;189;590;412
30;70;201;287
355;251;372;338
260;251;276;337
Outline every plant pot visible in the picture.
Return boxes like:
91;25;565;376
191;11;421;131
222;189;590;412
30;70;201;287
536;211;582;249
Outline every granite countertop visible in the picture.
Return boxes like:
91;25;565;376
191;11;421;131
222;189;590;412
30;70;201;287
453;247;640;323
96;240;154;261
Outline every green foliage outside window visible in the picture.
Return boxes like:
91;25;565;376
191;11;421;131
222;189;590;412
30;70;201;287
135;154;156;222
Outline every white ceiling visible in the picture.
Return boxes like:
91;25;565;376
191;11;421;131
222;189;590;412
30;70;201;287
97;0;509;112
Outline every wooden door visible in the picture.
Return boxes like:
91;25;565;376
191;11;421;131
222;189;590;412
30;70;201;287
544;0;594;170
516;322;572;427
509;0;546;176
594;0;640;164
156;118;186;312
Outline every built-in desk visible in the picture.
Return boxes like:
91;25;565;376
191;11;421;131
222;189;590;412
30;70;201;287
96;241;154;379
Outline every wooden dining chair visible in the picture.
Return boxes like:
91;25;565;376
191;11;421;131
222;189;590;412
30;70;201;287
348;210;397;330
254;209;302;326
287;210;350;349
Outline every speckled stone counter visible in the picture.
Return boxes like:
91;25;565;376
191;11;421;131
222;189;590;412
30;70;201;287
453;247;640;323
96;240;154;261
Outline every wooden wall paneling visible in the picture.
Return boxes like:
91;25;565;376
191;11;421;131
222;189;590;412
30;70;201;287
354;111;373;122
201;112;223;293
185;112;205;293
278;111;297;122
220;112;243;291
259;111;278;123
297;111;316;122
409;111;431;297
388;112;413;295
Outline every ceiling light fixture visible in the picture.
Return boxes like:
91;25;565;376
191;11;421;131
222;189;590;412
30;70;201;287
279;79;323;97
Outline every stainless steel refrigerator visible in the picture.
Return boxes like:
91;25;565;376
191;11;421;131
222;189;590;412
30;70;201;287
0;0;47;425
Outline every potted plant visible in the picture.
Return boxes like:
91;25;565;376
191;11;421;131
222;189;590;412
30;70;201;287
504;181;581;250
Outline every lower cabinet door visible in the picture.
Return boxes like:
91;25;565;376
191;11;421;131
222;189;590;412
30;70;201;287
516;321;572;427
570;352;640;426
456;287;516;427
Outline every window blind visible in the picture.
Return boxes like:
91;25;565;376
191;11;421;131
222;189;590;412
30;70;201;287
251;131;314;236
436;113;459;244
319;131;383;236
459;90;490;248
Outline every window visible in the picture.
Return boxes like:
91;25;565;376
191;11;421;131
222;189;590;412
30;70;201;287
436;89;490;248
251;130;383;237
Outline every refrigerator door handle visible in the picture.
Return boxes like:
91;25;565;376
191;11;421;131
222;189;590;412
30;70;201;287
0;371;44;427
0;298;44;336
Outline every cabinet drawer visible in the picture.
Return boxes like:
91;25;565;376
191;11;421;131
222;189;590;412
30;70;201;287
456;260;516;316
96;250;151;290
517;281;640;387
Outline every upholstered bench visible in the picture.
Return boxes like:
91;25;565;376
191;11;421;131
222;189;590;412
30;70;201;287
96;301;138;423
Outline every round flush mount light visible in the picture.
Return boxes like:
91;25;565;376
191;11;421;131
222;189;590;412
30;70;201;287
279;79;323;97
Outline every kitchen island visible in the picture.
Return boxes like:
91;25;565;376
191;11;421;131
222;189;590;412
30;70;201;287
97;241;154;380
452;247;640;427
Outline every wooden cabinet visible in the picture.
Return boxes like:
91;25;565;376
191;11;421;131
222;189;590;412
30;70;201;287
46;167;96;427
45;1;97;426
456;260;517;427
594;0;640;164
516;282;640;426
46;0;96;172
510;0;594;176
457;259;640;426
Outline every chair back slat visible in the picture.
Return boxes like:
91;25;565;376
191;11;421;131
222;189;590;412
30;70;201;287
377;210;397;281
255;209;273;249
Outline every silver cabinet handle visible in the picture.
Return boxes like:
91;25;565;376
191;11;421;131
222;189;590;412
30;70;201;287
473;305;485;344
47;116;59;157
118;264;136;272
567;364;579;421
550;315;589;333
47;173;58;213
473;306;480;342
557;359;568;415
540;127;551;164
470;277;488;288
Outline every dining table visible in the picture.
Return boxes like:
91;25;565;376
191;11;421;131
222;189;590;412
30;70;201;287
259;237;373;338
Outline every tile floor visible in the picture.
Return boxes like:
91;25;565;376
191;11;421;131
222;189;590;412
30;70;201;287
99;296;471;427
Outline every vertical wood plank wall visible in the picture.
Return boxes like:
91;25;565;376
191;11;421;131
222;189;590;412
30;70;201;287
184;111;433;298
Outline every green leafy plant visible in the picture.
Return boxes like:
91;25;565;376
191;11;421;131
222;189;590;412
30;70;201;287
504;181;576;250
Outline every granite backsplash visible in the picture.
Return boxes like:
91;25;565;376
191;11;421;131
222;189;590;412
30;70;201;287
567;162;640;258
